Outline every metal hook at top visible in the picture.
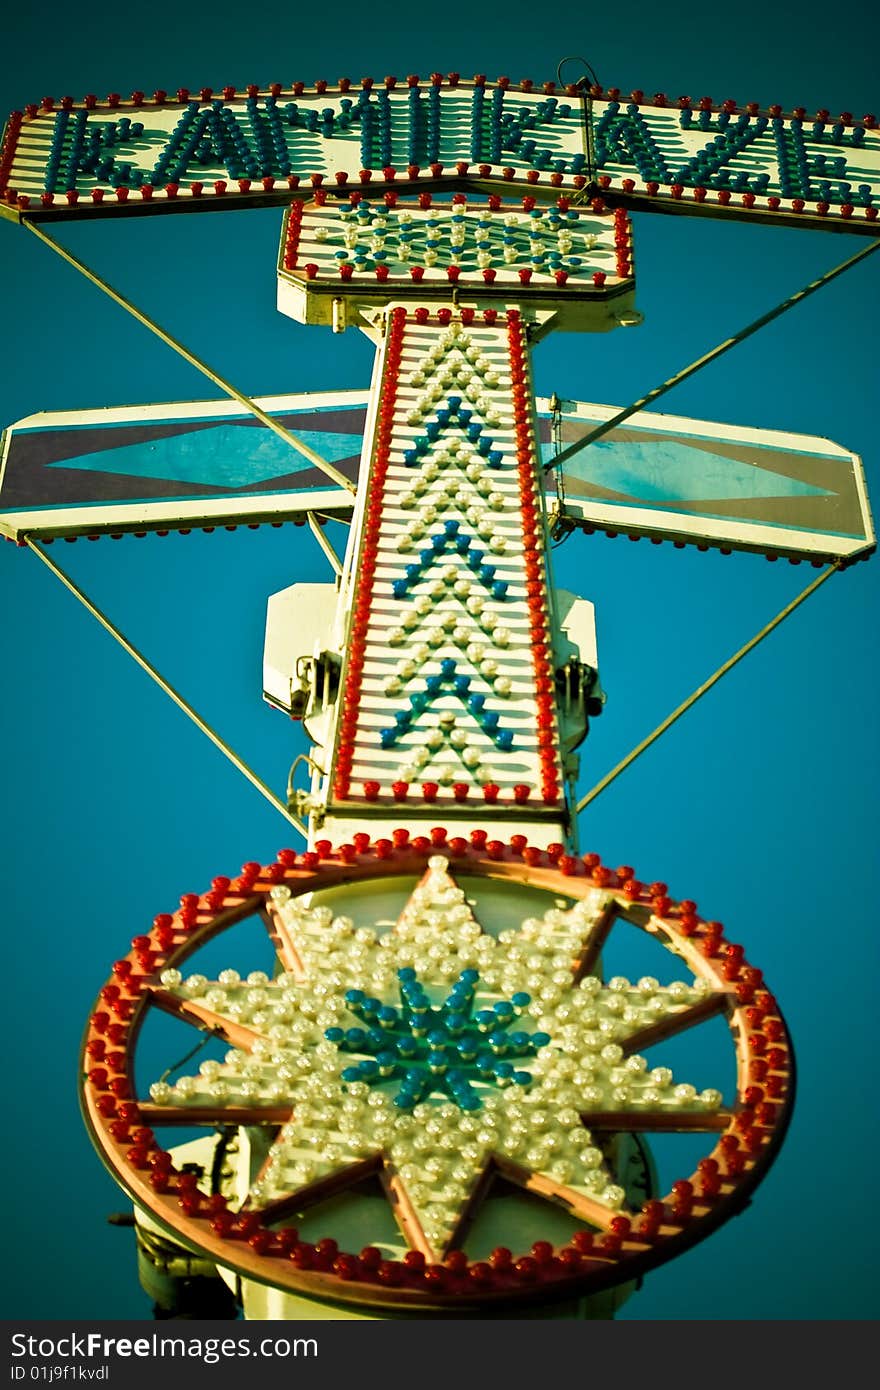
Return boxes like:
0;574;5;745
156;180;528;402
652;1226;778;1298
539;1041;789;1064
556;55;601;91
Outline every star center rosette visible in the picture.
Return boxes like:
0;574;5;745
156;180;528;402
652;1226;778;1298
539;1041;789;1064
80;841;793;1312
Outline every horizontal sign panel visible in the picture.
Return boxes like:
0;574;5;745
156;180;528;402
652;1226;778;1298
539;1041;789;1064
0;392;363;540
1;81;876;234
551;401;874;562
1;391;872;559
277;199;637;333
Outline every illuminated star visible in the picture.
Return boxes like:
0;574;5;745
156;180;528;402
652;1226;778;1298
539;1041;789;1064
148;857;723;1259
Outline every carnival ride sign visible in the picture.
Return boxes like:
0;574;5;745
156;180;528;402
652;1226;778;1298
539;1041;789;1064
2;79;878;235
2;62;876;1318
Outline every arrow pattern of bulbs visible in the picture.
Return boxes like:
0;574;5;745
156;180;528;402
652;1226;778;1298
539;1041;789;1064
330;307;564;807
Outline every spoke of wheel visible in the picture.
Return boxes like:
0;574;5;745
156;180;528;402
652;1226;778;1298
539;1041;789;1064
246;1156;384;1225
380;1157;436;1259
260;904;307;979
138;1103;293;1127
547;237;880;472
493;1155;625;1230
26;537;307;840
582;1109;732;1133
23;219;356;496
619;992;733;1056
575;560;841;815
149;987;263;1051
572;900;619;981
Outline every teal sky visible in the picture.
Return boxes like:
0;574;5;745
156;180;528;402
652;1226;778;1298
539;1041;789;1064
0;0;876;1329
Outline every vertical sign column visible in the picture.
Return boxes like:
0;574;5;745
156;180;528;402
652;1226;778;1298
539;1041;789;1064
321;303;569;846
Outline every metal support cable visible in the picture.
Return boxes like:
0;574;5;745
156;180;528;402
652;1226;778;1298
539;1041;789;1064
159;1028;225;1083
575;561;841;814
548;237;880;473
307;513;343;574
23;219;356;496
26;537;308;840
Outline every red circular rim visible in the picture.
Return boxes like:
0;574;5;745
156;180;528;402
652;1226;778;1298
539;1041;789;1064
80;834;794;1312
